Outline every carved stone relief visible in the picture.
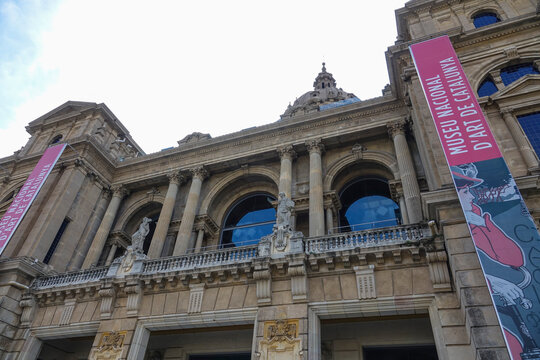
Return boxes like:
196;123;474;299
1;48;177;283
354;265;377;299
90;330;127;360
188;283;205;313
257;319;303;360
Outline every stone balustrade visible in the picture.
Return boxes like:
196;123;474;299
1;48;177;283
30;224;430;290
143;244;259;273
31;266;109;290
305;223;430;254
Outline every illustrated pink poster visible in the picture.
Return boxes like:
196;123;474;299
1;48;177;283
0;144;66;255
410;36;540;360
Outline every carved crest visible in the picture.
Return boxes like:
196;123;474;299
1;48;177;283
267;319;297;343
97;330;126;352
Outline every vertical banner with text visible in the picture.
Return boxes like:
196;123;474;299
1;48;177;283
0;143;66;256
410;36;540;360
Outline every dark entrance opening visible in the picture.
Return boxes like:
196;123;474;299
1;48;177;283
364;345;438;360
189;354;251;360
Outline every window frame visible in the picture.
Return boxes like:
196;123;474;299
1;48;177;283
220;192;277;247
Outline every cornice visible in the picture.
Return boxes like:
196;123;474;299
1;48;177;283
111;102;407;186
453;16;540;49
118;99;406;168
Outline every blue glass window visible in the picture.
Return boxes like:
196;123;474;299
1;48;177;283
221;194;276;247
477;78;498;97
339;178;400;232
473;12;500;28
44;218;70;264
517;112;540;158
500;63;539;86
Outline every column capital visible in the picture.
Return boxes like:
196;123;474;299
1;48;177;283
305;139;325;154
190;166;209;181
387;119;407;138
111;185;129;198
167;171;185;185
277;145;297;160
101;187;113;200
500;107;515;118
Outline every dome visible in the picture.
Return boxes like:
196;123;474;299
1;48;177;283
281;63;358;119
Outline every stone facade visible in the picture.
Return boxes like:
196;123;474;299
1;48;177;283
1;1;540;359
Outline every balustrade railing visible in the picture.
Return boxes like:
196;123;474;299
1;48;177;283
32;266;109;290
31;224;429;290
143;244;259;273
305;223;429;254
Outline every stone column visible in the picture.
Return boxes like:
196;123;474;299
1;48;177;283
290;210;297;231
173;167;208;256
82;185;128;268
194;229;205;253
500;107;538;170
147;172;183;258
105;243;118;266
306;139;325;237
388;120;422;224
277;145;296;199
399;196;410;225
390;180;409;225
308;308;321;360
325;207;333;234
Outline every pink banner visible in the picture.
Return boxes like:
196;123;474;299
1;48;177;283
0;144;66;255
410;36;500;166
410;36;540;360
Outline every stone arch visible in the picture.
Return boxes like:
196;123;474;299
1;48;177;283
467;6;505;21
323;150;399;192
0;180;29;217
0;180;25;203
326;151;402;232
469;52;540;90
114;196;164;234
199;165;279;215
201;168;279;239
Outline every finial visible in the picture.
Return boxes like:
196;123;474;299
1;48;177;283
322;62;326;72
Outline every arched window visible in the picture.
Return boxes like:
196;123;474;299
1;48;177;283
500;63;539;86
339;178;400;232
472;12;500;28
221;194;276;247
50;134;63;145
517;112;540;157
477;77;498;97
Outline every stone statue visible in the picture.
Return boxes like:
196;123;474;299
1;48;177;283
131;217;151;252
258;192;303;256
276;192;294;229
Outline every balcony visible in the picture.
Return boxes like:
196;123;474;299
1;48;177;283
30;223;432;291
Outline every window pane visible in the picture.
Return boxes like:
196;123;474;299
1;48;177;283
477;78;498;97
236;207;275;226
224;195;275;227
517;112;540;158
221;194;276;247
222;223;275;247
339;178;401;232
500;63;539;86
473;12;499;28
345;195;399;231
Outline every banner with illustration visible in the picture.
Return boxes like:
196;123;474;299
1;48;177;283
410;36;540;360
0;143;66;256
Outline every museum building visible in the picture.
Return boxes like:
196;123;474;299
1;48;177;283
1;0;540;359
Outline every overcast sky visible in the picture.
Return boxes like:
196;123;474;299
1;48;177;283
0;0;406;158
